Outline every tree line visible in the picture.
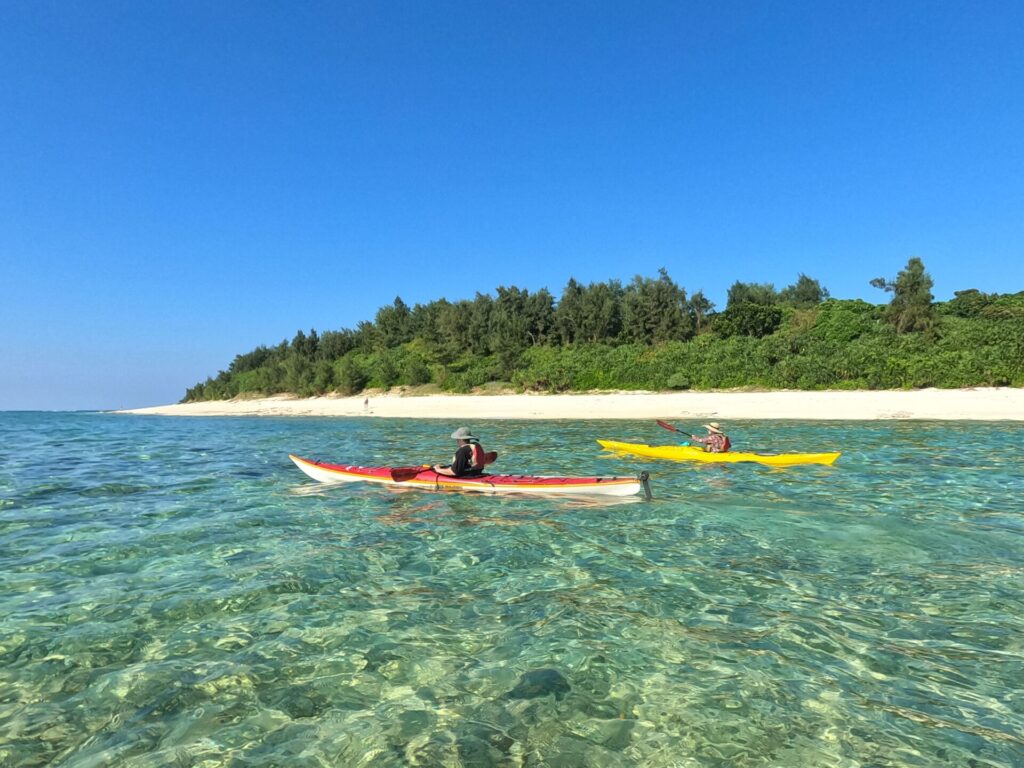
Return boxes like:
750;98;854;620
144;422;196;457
183;258;1024;401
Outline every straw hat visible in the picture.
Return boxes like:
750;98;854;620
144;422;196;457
450;427;478;441
703;422;724;434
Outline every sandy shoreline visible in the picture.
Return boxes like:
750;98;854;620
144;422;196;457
118;388;1024;421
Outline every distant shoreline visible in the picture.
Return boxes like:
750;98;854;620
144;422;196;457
117;387;1024;421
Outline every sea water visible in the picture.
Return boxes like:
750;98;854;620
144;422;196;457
1;412;1022;767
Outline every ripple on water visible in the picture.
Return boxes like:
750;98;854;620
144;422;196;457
0;414;1022;766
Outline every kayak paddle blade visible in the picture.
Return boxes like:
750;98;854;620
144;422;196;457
391;466;427;482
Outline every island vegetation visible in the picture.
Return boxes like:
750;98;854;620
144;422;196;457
184;258;1024;401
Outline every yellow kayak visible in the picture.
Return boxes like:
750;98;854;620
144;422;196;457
597;440;840;467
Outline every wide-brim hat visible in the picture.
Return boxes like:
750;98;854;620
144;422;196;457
703;422;723;434
451;427;478;441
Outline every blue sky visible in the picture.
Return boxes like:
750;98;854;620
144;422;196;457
2;1;1022;410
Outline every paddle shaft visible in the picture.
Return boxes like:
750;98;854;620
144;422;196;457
393;450;498;481
656;420;694;439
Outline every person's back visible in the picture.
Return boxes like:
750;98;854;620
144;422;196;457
433;427;487;477
449;440;486;476
703;432;730;453
692;422;730;453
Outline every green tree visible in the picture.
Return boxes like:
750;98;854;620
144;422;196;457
311;360;335;393
434;299;473;361
282;352;314;393
317;329;357;360
557;278;624;343
726;281;778;308
183;260;1024;401
229;345;276;374
466;293;493;355
335;355;368;395
621;268;693;344
353;321;378;351
401;353;432;386
489;286;553;375
369;350;401;388
374;297;413;347
780;274;829;307
716;302;783;338
409;300;441;341
944;289;990;318
871;257;935;333
579;280;623;342
490;286;529;353
291;329;319;358
524;288;556;345
555;278;585;344
687;290;715;334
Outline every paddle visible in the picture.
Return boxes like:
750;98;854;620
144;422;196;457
390;466;428;482
656;420;694;439
391;451;499;482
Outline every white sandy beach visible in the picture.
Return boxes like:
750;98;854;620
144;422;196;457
119;388;1024;421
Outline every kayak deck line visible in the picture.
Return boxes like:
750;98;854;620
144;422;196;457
597;440;841;467
289;454;652;498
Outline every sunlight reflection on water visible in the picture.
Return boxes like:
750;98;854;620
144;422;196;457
0;413;1022;766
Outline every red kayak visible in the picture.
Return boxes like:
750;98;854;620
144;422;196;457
289;454;650;497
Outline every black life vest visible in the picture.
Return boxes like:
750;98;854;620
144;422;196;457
451;442;486;476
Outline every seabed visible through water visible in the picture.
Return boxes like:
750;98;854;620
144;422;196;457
1;413;1022;766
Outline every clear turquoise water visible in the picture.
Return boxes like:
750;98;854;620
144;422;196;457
1;412;1022;767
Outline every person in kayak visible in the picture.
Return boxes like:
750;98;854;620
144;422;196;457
690;422;731;453
432;427;487;477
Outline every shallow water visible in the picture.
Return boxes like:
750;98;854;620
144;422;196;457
1;412;1022;767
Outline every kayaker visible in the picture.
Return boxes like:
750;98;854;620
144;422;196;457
690;422;731;453
432;427;487;477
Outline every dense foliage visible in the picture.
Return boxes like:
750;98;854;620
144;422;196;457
183;260;1024;401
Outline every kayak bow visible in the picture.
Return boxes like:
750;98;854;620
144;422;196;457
289;454;651;497
597;440;840;467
